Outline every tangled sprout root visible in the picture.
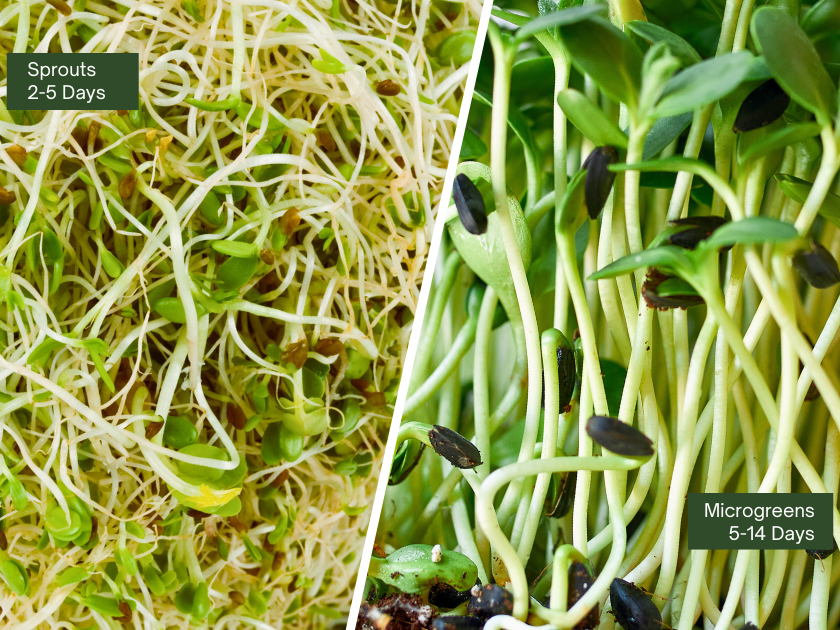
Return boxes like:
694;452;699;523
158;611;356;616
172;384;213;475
0;0;479;626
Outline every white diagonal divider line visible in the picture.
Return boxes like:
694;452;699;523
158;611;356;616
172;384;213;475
345;0;495;624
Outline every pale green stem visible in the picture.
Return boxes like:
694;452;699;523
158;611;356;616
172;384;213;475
410;251;462;393
452;491;489;586
654;315;717;601
403;317;477;416
794;130;839;234
549;545;587;614
473;287;498;481
516;329;564;565
487;26;545;532
552;56;571;334
573;370;594;555
810;423;839;630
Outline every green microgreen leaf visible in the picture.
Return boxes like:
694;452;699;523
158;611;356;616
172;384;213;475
625;20;702;67
45;506;83;541
700;217;799;249
182;0;204;22
312;49;347;74
437;31;478;66
491;7;529;27
175;583;197;615
556;89;628;149
185;96;239;112
656;277;700;297
801;0;840;38
513;5;603;44
115;547;138;576
369;544;479;594
153;297;208;324
233;101;284;131
248;589;268;615
557;16;643;108
556;168;587;234
261;422;283;465
737;122;822;168
242;535;262;561
776;173;840;228
654;52;754;118
589;246;691;280
27;337;65;367
100;248;125;279
459;128;487;160
751;7;837;125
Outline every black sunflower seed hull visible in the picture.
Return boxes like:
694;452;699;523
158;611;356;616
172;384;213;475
733;80;791;133
668;216;727;250
642;286;705;310
467;584;514;619
610;578;662;630
669;216;728;230
737;624;759;630
388;441;425;486
642;268;704;311
793;241;840;289
586;416;654;457
806;540;837;559
583;146;619;220
568;562;599;630
429;425;483;469
545;470;576;519
432;616;485;630
453;173;488;235
557;346;576;412
428;580;477;609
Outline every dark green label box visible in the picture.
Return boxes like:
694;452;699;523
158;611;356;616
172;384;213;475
8;53;139;110
687;493;834;550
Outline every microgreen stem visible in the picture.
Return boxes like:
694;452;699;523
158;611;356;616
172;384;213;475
476;455;645;619
474;287;498;480
515;329;564;565
487;25;545;535
403;316;477;416
410;251;463;393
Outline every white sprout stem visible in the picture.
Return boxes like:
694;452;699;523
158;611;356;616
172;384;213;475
224;299;378;358
137;178;201;384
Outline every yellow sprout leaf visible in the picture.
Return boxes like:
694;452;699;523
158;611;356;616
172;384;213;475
190;485;241;509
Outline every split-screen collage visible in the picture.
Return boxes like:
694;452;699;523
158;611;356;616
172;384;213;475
1;1;840;629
